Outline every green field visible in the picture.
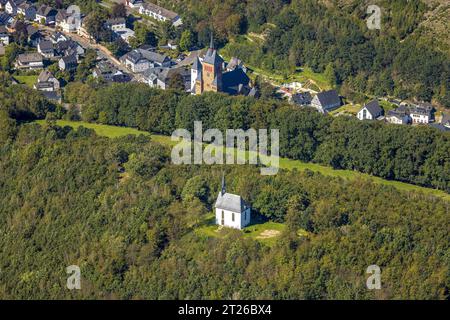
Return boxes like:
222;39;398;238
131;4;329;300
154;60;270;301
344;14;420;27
14;75;38;88
33;120;450;201
194;213;290;246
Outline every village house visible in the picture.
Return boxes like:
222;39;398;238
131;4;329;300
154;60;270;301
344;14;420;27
58;54;77;71
105;17;126;32
50;32;68;44
214;175;251;230
26;24;41;47
386;105;411;125
55;40;85;59
92;60;131;83
115;27;135;44
55;9;80;33
292;92;312;106
0;12;14;26
191;38;253;96
34;70;60;91
139;2;182;27
311;90;341;113
14;52;43;70
120;49;171;73
5;0;25;16
357;100;384;120
35;4;57;25
37;40;54;58
0;25;9;45
17;2;36;20
409;103;434;124
143;66;190;91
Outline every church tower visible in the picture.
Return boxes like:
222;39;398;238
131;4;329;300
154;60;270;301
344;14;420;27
201;34;223;93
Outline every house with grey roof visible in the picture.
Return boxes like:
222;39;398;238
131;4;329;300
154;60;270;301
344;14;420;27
311;90;341;113
35;4;57;25
409;103;435;124
292;92;312;106
357;100;384;120
14;52;43;70
214;175;251;230
0;25;9;45
143;66;190;91
58;54;77;71
139;2;182;27
386;105;411;125
5;0;25;16
17;2;36;20
105;17;126;31
120;49;171;73
37;40;54;58
34;70;60;91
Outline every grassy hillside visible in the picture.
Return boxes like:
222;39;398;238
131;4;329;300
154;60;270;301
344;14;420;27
34;120;450;201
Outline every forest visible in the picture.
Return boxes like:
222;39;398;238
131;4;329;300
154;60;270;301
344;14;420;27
58;82;450;192
0;107;449;299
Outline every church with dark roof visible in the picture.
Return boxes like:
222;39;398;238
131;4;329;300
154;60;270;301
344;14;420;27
190;36;257;97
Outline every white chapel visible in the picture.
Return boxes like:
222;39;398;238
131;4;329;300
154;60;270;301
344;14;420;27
214;175;251;230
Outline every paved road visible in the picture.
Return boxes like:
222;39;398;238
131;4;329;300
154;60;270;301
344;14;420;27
39;25;138;81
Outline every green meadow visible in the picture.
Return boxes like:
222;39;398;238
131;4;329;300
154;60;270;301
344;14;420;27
34;120;450;202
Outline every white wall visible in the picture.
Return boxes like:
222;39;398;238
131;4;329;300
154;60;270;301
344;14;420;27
215;208;251;230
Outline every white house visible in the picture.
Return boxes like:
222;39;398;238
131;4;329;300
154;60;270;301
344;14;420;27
35;4;57;25
17;2;36;20
34;70;60;91
139;2;182;27
55;9;80;33
409;103;434;124
214;175;251;230
311;90;341;113
0;26;9;45
15;52;43;70
357;100;384;120
5;0;25;15
105;17;126;32
386;106;411;125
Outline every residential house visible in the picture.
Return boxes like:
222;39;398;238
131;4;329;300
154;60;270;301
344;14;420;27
105;17;126;32
92;60;131;83
215;175;251;230
139;2;182;27
15;52;44;70
55;40;84;59
50;32;68;44
37;40;54;58
357;100;384;120
41;91;62;103
409;103;434;124
26;24;42;46
143;66;190;91
311;90;341;113
5;0;25;15
0;25;9;45
55;9;80;33
292;92;312;106
17;2;36;21
386;105;411;125
115;27;135;44
34;70;60;91
120;49;171;73
35;5;57;25
58;54;77;71
0;12;14;26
